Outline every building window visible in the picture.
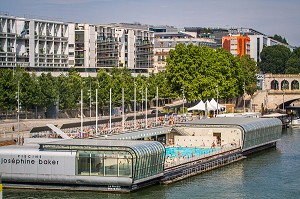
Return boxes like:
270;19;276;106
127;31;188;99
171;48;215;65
76;151;132;177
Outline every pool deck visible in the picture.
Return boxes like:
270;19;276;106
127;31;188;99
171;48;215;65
162;146;245;184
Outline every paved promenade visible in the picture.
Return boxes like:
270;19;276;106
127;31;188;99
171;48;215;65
0;117;105;139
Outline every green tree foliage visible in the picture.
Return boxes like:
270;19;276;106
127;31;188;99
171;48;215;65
96;69;112;113
273;34;288;45
258;45;291;74
57;74;76;110
239;55;259;95
165;44;253;101
19;71;38;117
0;68;16;113
285;47;300;74
110;67;134;106
38;73;58;109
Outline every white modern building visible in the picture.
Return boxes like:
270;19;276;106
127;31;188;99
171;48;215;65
67;23;98;76
0;14;69;74
0;15;155;76
114;23;154;74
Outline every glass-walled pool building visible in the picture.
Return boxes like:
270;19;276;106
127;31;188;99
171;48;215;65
175;117;282;154
0;139;165;192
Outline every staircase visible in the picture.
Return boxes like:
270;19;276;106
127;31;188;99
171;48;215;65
251;90;267;111
172;126;190;136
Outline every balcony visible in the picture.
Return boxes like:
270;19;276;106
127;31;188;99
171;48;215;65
17;53;29;58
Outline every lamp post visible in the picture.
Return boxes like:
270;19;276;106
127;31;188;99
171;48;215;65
88;81;92;121
134;82;136;129
122;88;125;132
181;86;185;116
140;87;144;114
216;85;219;116
96;88;98;135
156;86;158;123
145;87;148;128
80;89;83;138
243;82;246;113
109;88;112;131
283;83;286;111
17;79;20;134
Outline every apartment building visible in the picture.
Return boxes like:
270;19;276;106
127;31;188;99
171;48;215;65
67;23;97;76
222;35;250;57
113;23;154;74
96;25;119;70
184;27;229;48
0;14;69;75
153;32;217;72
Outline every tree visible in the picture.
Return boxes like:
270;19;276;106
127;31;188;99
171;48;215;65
57;74;76;110
38;73;58;109
258;45;291;74
19;71;38;118
110;67;134;107
166;44;244;101
0;68;16;117
239;55;259;96
273;34;288;45
96;69;112;114
69;70;84;109
285;47;300;74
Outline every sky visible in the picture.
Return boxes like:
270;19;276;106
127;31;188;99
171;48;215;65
2;0;300;47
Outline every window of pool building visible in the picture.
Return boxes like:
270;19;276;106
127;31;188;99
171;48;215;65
76;150;133;177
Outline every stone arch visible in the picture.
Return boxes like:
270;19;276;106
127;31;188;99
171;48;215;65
291;80;299;90
281;80;289;90
271;80;279;90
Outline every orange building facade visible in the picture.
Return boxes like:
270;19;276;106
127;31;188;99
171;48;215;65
222;35;250;57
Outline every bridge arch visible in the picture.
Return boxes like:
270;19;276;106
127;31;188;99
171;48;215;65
255;74;300;110
291;80;299;90
271;80;279;90
277;98;300;109
281;80;289;90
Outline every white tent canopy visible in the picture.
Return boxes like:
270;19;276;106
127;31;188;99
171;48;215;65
187;99;226;112
205;100;216;111
210;98;226;111
187;100;205;111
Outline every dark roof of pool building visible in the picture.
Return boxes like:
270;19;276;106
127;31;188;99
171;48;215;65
96;126;172;140
39;139;165;155
177;117;282;132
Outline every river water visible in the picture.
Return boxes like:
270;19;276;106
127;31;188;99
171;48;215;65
3;128;300;199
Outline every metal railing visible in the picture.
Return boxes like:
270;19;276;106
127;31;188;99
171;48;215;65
164;144;241;168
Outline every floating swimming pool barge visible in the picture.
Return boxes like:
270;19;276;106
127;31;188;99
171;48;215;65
162;147;245;184
0;117;282;192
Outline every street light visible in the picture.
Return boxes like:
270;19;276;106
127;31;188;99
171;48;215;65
156;86;158;123
283;80;287;111
145;87;148;128
134;82;136;129
181;86;185;116
216;85;219;116
140;87;144;114
17;79;20;134
88;81;92;121
243;82;246;113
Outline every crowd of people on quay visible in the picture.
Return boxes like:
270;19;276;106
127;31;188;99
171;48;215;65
31;114;183;139
64;115;179;138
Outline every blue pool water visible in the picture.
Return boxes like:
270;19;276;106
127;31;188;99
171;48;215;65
165;147;219;159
